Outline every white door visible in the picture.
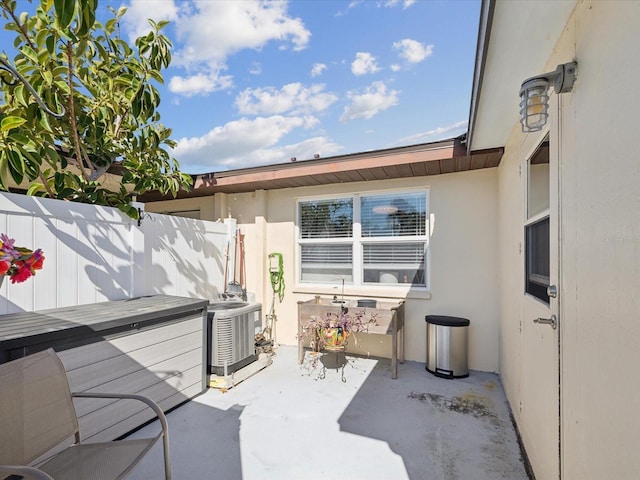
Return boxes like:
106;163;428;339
520;128;561;479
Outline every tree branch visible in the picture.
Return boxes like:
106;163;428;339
113;112;125;139
65;41;90;182
37;168;55;198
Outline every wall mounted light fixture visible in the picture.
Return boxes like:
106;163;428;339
519;62;577;132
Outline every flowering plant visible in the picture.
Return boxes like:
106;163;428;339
0;234;45;283
302;308;378;352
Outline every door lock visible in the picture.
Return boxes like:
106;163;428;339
534;315;557;329
547;285;557;298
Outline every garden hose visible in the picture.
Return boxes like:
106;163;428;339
269;252;285;302
264;252;285;346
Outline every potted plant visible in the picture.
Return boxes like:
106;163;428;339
0;234;45;284
302;307;378;353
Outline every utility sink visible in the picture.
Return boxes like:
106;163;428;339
297;296;406;378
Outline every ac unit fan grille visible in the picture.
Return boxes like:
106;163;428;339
210;304;261;375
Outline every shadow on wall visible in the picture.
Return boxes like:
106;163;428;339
0;192;229;314
145;213;228;300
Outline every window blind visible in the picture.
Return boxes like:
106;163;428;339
299;198;353;239
361;192;426;237
301;244;353;265
363;243;425;267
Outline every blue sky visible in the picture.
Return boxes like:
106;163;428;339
2;0;481;174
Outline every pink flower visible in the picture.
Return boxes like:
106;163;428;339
0;235;45;283
0;233;15;249
10;264;33;283
30;251;45;271
22;249;45;271
0;259;10;276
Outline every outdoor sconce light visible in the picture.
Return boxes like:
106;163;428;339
519;61;577;132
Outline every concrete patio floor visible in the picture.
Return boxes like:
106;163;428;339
128;346;529;480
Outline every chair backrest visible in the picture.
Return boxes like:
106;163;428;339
0;348;79;465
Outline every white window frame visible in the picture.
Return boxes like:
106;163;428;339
296;188;430;290
524;136;550;304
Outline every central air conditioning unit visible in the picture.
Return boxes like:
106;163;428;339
208;302;261;376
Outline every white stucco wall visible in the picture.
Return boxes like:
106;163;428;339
422;169;499;371
150;169;501;372
497;2;640;479
257;170;500;371
496;129;524;420
561;2;640;478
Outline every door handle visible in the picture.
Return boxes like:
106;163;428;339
534;315;557;329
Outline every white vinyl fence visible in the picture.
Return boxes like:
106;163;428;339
0;192;231;314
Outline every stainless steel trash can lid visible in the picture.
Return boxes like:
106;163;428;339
425;315;470;327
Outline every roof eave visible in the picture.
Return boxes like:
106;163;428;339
467;0;496;156
140;137;503;202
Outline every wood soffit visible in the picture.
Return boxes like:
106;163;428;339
141;138;503;201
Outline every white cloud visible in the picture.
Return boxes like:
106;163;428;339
123;0;312;98
340;81;399;122
311;63;327;77
173;1;310;68
172;115;342;171
382;0;415;8
168;73;233;97
235;83;338;116
342;0;413;14
393;39;434;64
336;0;362;15
351;52;381;76
121;0;179;41
390;64;401;72
397;120;468;144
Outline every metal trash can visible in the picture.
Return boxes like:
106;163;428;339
425;315;470;379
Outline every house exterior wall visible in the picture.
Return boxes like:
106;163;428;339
143;196;217;221
152;169;501;371
497;2;640;478
561;2;640;478
496;128;524;429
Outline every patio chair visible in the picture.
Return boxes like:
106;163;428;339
0;348;171;480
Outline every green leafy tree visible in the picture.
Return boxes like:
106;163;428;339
0;0;192;218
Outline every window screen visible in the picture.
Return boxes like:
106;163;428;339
525;216;550;302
